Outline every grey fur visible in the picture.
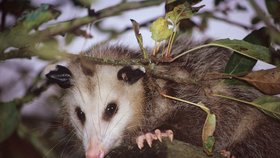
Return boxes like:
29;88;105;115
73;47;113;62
60;39;280;158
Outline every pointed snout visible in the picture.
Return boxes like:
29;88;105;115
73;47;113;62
86;143;105;158
86;149;104;158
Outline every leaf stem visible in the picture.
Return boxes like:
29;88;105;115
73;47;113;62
166;29;177;58
171;43;211;62
161;93;209;113
212;94;280;116
171;42;264;62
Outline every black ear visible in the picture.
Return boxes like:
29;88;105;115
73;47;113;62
46;65;73;89
117;66;145;84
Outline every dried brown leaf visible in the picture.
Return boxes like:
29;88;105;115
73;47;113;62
236;67;280;95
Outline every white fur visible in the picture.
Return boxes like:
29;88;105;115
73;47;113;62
63;65;144;155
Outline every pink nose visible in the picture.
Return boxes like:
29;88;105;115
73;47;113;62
86;148;105;158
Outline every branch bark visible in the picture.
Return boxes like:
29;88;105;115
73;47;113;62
0;0;164;59
38;0;164;39
106;139;223;158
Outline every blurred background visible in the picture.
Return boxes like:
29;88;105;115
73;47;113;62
0;0;276;157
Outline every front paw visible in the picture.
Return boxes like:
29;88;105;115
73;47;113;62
136;129;173;149
220;149;236;158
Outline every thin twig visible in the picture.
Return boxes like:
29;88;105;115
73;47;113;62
38;0;164;39
0;0;164;58
196;12;255;30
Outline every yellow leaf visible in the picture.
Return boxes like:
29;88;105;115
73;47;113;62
150;17;172;42
200;102;216;155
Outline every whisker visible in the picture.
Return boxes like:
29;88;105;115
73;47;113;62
60;129;77;158
96;72;102;142
102;85;117;143
44;128;75;158
103;102;138;146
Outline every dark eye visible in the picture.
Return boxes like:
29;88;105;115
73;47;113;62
103;102;118;121
75;107;86;125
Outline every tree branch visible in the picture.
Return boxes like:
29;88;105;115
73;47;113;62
0;70;49;108
106;139;223;158
38;0;164;39
94;17;158;44
197;12;255;30
0;49;32;61
73;54;199;85
0;0;164;59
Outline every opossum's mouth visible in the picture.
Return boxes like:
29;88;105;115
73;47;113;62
86;150;104;158
85;144;106;158
85;136;123;158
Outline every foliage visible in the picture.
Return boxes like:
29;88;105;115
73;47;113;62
0;102;19;142
235;67;280;95
0;0;280;158
213;94;280;120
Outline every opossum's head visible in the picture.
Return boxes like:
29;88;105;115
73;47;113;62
46;57;146;158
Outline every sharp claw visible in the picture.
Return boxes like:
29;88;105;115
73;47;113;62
145;133;153;147
136;135;145;149
139;142;144;149
166;130;174;142
138;144;143;149
136;129;174;149
169;136;173;142
220;149;235;158
155;129;162;142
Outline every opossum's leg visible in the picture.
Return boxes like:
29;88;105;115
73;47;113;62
220;149;236;158
136;129;173;149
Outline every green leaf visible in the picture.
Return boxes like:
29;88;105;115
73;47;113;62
196;102;216;155
19;3;60;31
213;94;280;120
203;136;215;155
65;33;76;45
202;113;216;155
225;27;270;74
253;96;280;119
225;27;271;85
224;53;255;85
165;0;202;9
165;1;204;24
0;4;60;53
243;27;271;47
0;102;20;142
211;39;271;63
150;17;172;42
76;0;94;7
265;0;280;24
225;54;256;74
187;0;203;5
166;4;193;25
251;16;261;25
35;39;61;60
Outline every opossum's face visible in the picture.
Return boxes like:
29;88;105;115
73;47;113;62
46;63;145;158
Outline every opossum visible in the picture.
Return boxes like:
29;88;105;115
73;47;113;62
46;38;280;158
